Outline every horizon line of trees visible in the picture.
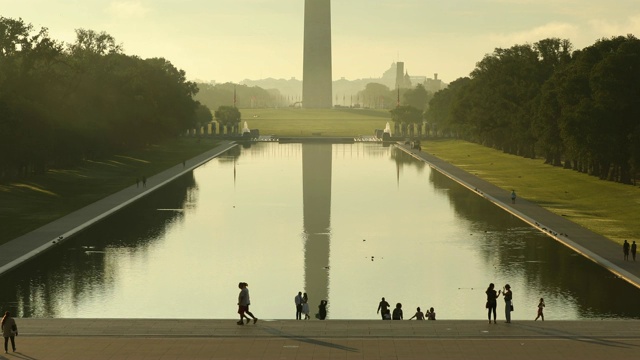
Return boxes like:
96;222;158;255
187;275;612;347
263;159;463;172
356;82;434;110
0;17;211;181
423;35;640;184
195;80;436;111
195;82;286;110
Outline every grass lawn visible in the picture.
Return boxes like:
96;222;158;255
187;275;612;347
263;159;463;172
240;107;391;137
423;138;640;245
0;137;221;245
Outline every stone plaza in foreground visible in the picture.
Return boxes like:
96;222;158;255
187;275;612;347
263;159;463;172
13;318;640;359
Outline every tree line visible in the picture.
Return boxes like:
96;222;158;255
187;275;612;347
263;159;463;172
0;17;211;180
424;35;640;184
356;82;433;111
194;82;281;110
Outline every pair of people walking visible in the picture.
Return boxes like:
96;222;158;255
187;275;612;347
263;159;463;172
486;283;513;323
623;240;637;261
237;282;257;325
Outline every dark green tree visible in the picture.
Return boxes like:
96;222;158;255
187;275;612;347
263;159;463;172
390;105;422;124
403;83;429;111
553;35;640;182
531;38;573;166
195;102;213;125
0;17;202;180
357;83;394;109
424;77;471;137
214;105;241;133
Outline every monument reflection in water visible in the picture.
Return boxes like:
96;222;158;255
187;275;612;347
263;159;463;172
0;142;639;320
302;144;331;315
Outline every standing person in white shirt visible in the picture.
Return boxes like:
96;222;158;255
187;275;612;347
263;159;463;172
302;293;310;320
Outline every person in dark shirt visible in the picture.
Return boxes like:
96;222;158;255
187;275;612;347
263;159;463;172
486;283;501;324
427;307;436;320
377;297;390;320
409;307;425;320
623;240;630;261
317;300;327;320
503;284;513;323
392;303;403;320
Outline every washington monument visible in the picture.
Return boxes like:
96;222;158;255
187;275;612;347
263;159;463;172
303;0;333;108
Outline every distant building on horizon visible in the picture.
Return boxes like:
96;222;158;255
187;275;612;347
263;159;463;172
239;62;447;107
424;73;444;93
302;0;333;108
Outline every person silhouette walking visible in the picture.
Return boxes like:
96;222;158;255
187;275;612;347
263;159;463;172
623;240;630;261
377;297;390;320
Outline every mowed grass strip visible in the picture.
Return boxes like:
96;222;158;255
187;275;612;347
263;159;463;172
423;139;640;245
241;108;390;137
0;138;221;245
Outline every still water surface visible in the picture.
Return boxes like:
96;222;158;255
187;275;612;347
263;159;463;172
1;142;639;320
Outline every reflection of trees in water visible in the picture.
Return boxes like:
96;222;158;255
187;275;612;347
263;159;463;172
216;145;242;163
391;147;426;172
0;173;197;317
428;169;640;318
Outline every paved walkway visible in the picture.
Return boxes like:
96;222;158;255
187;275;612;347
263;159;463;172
397;145;640;289
0;141;237;276
7;319;640;359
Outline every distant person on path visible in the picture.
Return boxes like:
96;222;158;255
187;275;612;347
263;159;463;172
1;311;17;354
632;241;637;261
503;284;513;323
392;303;403;320
511;190;517;204
427;307;436;320
142;176;147;188
623;240;630;261
377;297;390;320
237;282;257;325
535;298;545;321
295;291;303;320
409;307;425;320
317;300;327;320
302;293;310;320
486;283;501;324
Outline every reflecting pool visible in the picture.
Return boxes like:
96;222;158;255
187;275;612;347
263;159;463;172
1;142;639;320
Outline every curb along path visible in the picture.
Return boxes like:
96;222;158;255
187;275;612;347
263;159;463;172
397;144;640;289
0;141;237;276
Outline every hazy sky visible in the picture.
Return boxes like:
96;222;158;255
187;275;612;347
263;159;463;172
2;0;639;84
